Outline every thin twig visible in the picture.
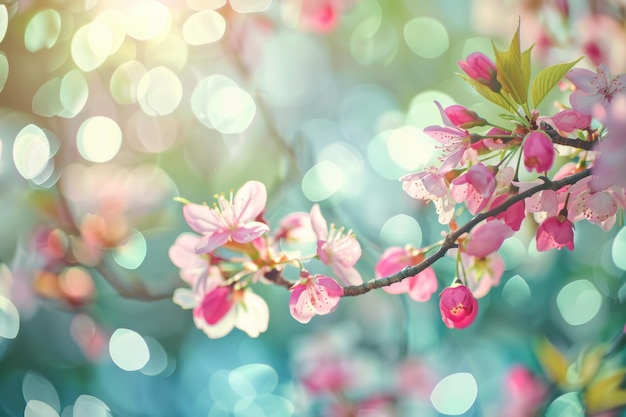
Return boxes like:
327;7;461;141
341;168;592;297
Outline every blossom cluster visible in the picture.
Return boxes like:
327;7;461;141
169;26;626;338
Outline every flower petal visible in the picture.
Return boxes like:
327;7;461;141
233;180;268;223
183;204;224;234
230;221;270;243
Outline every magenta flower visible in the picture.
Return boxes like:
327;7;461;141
183;180;270;253
375;246;438;302
400;166;455;224
567;64;626;115
465;220;514;258
439;284;479;329
488;195;526;231
443;104;487;129
523;131;555;173
458;51;501;92
424;101;473;173
536;215;574;251
311;204;363;285
451;163;497;215
289;272;343;324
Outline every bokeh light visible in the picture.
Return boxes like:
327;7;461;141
430;372;478;415
182;10;226;45
137;66;183;116
109;328;150;371
24;9;61;52
111;229;147;270
76;116;122;163
404;17;449;59
556;280;602;326
13;124;51;180
379;214;423;248
22;372;60;414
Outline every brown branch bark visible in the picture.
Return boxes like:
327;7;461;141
341;168;592;297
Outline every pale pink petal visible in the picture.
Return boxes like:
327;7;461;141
195;231;231;253
233;180;267;223
407;268;438;302
423;125;466;145
169;233;208;285
566;68;600;92
194;307;236;339
173;288;197;309
230;221;270;243
183;204;224;233
569;90;603;115
382;279;412;295
290;284;316;324
235;291;269;337
465;220;513;258
332;263;363;286
310;204;329;240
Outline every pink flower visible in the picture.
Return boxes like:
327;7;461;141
461;252;504;299
458;51;501;92
283;0;355;33
400;167;455;224
273;211;316;243
174;275;269;338
289;272;343;324
444;105;487;129
424;101;473;173
488;194;526;231
439;284;479;329
375;246;438;302
523;131;555;173
502;366;547;417
551;109;592;134
567;64;626;115
299;357;354;394
168;233;209;286
310;204;363;285
569;176;626;231
451;163;497;215
464;220;514;258
183;180;270;253
536;215;575;251
590;94;626;192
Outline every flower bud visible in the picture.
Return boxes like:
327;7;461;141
439;284;479;329
523;131;555;173
444;105;488;129
458;52;501;92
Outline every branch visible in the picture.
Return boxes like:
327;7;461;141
341;168;592;297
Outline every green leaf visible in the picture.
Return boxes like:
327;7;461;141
521;44;534;90
546;392;585;417
584;369;626;414
530;57;584;108
457;73;512;111
493;25;528;105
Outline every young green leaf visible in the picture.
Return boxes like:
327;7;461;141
531;57;584;108
583;369;626;415
457;73;513;110
546;392;585;417
493;25;528;106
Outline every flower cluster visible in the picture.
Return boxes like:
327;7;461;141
169;180;361;337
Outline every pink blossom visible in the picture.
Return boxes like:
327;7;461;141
458;52;501;92
502;366;547;417
443;105;487;129
536;215;575;251
439;284;479;329
168;233;209;286
523;131;555;173
590;95;626;192
488;194;526;231
283;0;355;33
375;246;438;302
273;211;316;243
461;252;504;299
183;180;270;253
299;357;353;393
451;163;497;215
289;272;343;324
465;220;514;258
569;177;626;231
424;101;473;173
567;64;626;115
551;109;592;134
174;276;269;338
310;204;363;285
400;167;455;224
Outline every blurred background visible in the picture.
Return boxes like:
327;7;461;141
0;0;625;415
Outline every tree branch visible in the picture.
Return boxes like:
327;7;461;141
341;168;592;297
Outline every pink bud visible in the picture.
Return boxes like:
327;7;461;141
439;285;479;329
551;110;592;133
523;131;555;173
444;105;487;129
536;216;575;251
458;52;501;92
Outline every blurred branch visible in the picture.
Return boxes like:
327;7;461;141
342;168;593;297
